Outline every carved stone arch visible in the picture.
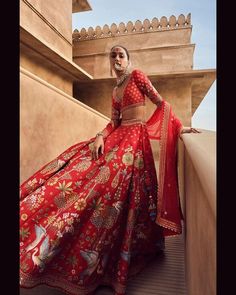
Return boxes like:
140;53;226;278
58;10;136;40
160;16;168;28
169;15;176;28
95;25;102;38
103;24;110;36
110;23;118;35
143;19;151;32
177;14;186;27
87;27;94;38
80;28;87;40
151;17;159;30
126;21;134;33
135;20;143;32
118;22;126;34
186;13;191;25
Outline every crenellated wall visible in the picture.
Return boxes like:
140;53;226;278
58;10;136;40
74;14;191;41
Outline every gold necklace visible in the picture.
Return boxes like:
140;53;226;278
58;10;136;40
116;70;130;87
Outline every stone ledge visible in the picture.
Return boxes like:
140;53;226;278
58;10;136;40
20;66;107;121
20;26;93;82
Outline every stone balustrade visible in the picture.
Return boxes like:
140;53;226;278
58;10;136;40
182;130;216;295
73;14;191;41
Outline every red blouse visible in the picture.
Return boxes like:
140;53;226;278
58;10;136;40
102;69;161;138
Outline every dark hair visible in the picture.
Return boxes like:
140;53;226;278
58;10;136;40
110;45;130;60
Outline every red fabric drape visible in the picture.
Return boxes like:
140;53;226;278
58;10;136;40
146;100;183;236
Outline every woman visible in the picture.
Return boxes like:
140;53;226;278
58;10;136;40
20;45;199;295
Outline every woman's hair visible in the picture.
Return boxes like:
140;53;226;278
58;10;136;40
110;45;130;60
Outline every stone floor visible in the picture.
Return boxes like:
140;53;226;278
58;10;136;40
20;234;187;295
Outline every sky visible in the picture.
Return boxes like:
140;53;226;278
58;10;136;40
72;0;216;131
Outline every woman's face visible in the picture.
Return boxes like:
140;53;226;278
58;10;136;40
110;47;129;73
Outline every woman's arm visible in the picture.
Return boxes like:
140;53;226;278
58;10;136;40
92;90;121;159
132;69;163;107
133;70;201;138
98;89;121;139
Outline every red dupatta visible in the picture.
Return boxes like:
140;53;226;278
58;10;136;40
146;100;183;236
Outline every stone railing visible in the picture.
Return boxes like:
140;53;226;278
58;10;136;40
73;13;191;41
182;130;216;295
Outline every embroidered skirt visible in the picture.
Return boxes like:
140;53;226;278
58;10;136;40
20;122;164;295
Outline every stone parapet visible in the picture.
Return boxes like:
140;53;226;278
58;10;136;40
182;130;216;295
73;14;191;41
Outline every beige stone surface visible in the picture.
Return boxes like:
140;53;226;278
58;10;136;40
73;26;192;52
73;29;194;78
183;130;216;295
20;68;109;184
74;45;194;78
20;0;72;58
20;42;73;95
183;130;216;215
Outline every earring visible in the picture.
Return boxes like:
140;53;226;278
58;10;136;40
110;63;113;76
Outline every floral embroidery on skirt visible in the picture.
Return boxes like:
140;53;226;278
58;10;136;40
20;123;165;295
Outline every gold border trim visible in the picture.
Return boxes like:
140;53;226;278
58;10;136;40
20;269;126;295
156;102;181;234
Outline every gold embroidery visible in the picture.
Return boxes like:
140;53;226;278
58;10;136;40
155;103;181;234
111;168;121;188
105;151;116;163
41;159;65;175
86;167;97;180
95;166;110;184
122;152;134;166
54;192;67;209
73;160;91;172
62;150;77;160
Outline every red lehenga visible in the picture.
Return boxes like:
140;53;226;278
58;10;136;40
20;69;183;295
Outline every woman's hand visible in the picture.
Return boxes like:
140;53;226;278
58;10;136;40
92;135;104;160
181;127;201;134
179;127;201;140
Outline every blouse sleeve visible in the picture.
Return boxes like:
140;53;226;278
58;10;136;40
132;69;163;106
101;88;121;138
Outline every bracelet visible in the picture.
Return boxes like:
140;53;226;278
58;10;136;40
96;132;104;138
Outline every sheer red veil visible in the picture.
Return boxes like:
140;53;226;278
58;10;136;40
146;100;183;236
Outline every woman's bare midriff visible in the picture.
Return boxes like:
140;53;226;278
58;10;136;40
121;105;145;121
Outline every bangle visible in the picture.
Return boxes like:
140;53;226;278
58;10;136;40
96;132;104;138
